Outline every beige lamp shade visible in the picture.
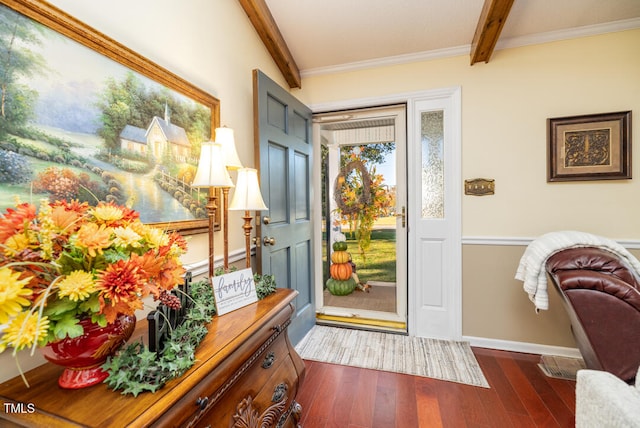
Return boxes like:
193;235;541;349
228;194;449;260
192;141;234;188
229;168;268;211
216;127;243;170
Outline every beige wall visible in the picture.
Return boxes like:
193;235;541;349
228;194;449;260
295;29;640;347
297;30;640;239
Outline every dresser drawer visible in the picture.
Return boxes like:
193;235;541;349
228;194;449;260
195;349;299;427
151;303;294;427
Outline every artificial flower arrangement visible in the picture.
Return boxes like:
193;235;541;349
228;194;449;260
0;199;187;359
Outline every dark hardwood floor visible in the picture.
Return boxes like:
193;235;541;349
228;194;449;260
296;347;576;427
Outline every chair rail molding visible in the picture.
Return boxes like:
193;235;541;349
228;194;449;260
463;236;640;249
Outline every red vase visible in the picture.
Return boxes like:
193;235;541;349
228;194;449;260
41;314;136;389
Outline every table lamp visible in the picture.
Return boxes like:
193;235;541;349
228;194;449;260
229;167;268;268
216;127;243;271
192;141;234;280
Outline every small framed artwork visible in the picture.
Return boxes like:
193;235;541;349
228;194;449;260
547;111;632;182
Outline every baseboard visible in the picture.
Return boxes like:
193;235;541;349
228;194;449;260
183;247;252;278
464;335;582;358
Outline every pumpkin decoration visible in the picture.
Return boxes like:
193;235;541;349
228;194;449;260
332;241;348;251
327;239;356;294
330;262;353;281
326;277;357;296
330;250;350;264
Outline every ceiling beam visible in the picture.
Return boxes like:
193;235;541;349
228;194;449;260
237;0;301;89
470;0;514;65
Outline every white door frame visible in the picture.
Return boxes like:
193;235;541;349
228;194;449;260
314;105;407;327
311;87;462;339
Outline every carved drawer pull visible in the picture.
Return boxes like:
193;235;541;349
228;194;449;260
272;383;288;402
195;396;209;410
262;351;276;369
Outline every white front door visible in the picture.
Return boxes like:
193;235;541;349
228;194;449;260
408;88;462;340
310;88;461;339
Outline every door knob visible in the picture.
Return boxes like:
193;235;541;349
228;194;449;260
263;236;276;246
262;216;271;224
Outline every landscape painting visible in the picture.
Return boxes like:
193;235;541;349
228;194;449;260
0;0;221;233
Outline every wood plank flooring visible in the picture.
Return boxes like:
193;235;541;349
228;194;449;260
296;347;576;427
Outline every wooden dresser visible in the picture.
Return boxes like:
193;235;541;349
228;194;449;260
0;288;305;427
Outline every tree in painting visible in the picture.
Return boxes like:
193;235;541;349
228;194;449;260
0;4;212;223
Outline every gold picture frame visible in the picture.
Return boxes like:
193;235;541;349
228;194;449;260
547;111;632;182
0;0;220;234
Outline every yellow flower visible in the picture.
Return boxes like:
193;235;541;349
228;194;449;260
3;233;30;257
0;312;49;352
0;267;33;324
113;226;142;248
57;271;96;302
140;226;168;248
92;204;123;223
76;223;112;257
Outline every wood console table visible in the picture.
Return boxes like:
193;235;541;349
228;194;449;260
0;288;305;427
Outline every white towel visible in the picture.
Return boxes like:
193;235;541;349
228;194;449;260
515;230;640;311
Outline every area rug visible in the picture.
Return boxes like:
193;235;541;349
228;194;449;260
538;355;586;381
295;325;490;388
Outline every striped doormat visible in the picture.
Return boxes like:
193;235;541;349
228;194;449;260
295;325;490;388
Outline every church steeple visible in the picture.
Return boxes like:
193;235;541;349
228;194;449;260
164;102;170;123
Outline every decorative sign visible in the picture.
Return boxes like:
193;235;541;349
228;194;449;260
211;268;258;315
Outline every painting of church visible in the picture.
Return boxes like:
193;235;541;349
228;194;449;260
119;109;192;163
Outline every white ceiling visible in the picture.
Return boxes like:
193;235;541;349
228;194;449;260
264;0;640;76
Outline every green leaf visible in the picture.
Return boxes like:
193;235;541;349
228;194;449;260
57;251;85;274
43;298;78;318
78;294;101;314
52;315;84;339
90;313;107;327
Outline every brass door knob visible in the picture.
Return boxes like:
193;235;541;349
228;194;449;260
262;216;271;224
263;236;276;246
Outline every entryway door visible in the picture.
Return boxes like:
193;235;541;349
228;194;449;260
253;70;315;345
253;71;461;342
310;88;462;341
313;105;408;331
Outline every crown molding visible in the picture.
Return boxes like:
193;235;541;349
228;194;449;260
301;17;640;78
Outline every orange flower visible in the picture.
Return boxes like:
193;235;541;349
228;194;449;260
50;205;82;232
76;223;112;257
134;252;162;281
0;203;36;244
97;259;145;323
156;258;186;291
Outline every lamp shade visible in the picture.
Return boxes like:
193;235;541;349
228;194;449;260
192;141;234;188
229;168;268;211
216;127;243;170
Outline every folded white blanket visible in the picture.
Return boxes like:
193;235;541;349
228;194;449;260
515;230;640;311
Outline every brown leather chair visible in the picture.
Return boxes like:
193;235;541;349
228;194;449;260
546;247;640;383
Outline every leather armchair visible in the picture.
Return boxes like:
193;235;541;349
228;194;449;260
546;247;640;383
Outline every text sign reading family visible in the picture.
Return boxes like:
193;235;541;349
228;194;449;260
212;268;258;315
